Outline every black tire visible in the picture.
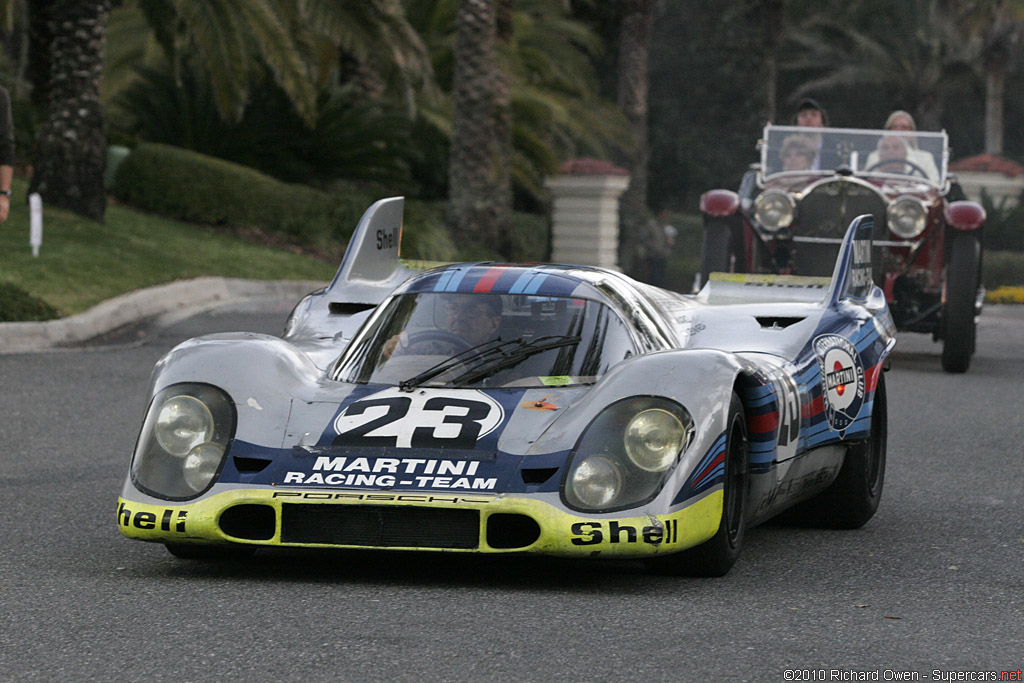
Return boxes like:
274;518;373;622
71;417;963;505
697;221;733;290
647;392;748;577
941;235;980;373
165;543;256;561
778;374;887;529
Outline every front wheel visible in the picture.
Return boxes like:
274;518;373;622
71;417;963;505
941;235;981;373
778;374;887;529
647;392;748;577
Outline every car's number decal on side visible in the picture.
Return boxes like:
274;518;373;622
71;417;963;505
333;388;504;449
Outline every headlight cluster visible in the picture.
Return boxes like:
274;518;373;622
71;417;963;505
563;398;695;512
753;190;796;232
887;196;928;239
131;384;235;500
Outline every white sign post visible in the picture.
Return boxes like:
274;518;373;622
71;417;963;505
29;192;42;257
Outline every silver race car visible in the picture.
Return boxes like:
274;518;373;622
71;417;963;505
118;197;896;576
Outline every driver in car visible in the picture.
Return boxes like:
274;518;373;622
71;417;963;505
382;295;502;359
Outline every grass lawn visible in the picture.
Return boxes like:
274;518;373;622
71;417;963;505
0;178;336;317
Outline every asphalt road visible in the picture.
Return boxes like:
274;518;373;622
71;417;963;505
1;301;1021;682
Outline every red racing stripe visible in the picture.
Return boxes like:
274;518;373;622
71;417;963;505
692;451;725;486
473;267;506;293
748;411;779;434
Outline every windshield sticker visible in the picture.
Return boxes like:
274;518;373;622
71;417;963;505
332;387;504;450
539;376;571;386
813;334;865;433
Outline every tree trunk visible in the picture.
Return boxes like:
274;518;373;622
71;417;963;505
762;0;784;124
615;0;654;277
984;55;1005;155
28;0;110;222
447;0;513;257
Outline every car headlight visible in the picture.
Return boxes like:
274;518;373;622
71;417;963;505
625;409;686;472
753;190;795;232
131;383;235;500
563;397;694;513
887;196;927;239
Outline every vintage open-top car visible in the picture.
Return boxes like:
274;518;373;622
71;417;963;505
698;124;984;372
118;198;895;577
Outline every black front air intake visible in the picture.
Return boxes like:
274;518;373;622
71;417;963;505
281;504;480;549
791;180;888;279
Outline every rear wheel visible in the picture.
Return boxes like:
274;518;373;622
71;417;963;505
778;374;887;529
941;235;981;373
165;543;256;560
647;393;748;577
697;221;734;290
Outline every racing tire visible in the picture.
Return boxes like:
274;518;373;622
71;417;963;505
941;235;980;374
165;543;256;561
778;374;887;529
646;392;748;577
697;221;734;290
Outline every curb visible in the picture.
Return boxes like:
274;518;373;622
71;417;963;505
0;277;327;355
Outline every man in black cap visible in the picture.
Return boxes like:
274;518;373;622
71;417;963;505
794;97;829;128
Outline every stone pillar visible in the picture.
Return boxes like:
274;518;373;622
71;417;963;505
545;158;630;269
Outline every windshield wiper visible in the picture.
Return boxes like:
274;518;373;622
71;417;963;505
448;335;582;386
398;338;521;392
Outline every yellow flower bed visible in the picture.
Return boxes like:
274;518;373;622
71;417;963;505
986;286;1024;304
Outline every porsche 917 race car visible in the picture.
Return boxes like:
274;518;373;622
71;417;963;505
118;197;895;576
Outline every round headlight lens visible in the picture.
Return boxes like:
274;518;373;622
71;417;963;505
887;197;927;239
624;408;686;472
569;456;622;509
155;395;214;457
183;442;225;492
753;190;795;232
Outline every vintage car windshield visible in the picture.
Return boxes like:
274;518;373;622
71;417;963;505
762;124;948;183
333;292;637;388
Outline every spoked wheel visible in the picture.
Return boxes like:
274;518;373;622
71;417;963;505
941;235;981;373
697;221;734;290
777;374;887;529
647;392;748;577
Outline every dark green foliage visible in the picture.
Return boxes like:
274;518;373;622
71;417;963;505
982;250;1024;289
979;192;1024;253
114;64;418;189
0;282;60;321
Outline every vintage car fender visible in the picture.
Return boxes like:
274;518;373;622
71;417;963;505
700;189;741;217
944;200;986;231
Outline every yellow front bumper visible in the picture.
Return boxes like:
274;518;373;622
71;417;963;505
117;488;722;558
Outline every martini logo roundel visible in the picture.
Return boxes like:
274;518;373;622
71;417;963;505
813;334;865;433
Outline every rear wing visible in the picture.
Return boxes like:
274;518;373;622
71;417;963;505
326;196;416;305
824;213;875;307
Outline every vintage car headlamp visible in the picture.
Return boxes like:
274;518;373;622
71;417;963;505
887;196;928;239
753;190;796;232
131;383;235;500
563;397;694;513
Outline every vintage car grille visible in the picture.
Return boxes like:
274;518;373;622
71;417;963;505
791;180;888;278
280;504;480;549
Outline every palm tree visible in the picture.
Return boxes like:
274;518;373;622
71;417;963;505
28;0;110;222
615;0;655;277
447;0;513;254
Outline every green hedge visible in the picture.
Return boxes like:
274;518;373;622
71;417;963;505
112;143;458;261
0;282;60;322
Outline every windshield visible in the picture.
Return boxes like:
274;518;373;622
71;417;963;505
761;124;948;183
333;292;637;388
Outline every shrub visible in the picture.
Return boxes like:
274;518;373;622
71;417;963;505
111;143;460;261
0;282;60;321
983;250;1024;289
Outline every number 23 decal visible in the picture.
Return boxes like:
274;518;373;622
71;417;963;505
333;388;505;449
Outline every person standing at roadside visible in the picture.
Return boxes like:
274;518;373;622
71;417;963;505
0;85;15;223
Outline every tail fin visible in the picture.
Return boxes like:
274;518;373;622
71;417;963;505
825;214;875;307
326;196;412;304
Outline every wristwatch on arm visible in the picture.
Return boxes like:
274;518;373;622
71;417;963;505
0;189;10;197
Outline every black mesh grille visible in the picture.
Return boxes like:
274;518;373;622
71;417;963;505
281;504;480;549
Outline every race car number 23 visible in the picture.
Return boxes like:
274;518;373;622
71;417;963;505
333;388;504;450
